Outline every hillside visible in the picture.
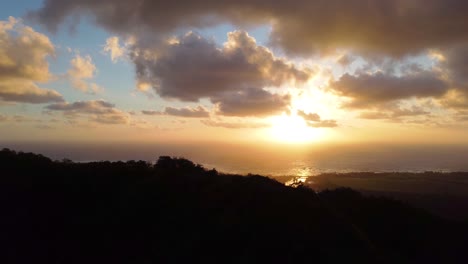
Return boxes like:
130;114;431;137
1;148;467;263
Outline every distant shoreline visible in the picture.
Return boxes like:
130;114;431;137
3;141;468;176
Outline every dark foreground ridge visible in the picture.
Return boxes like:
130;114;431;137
1;148;467;263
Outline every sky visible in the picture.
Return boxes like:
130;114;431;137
2;0;468;146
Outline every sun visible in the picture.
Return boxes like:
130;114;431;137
268;113;325;144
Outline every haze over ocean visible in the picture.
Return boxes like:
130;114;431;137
3;142;468;176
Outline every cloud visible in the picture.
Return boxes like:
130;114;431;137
45;100;129;124
0;17;63;104
359;111;392;120
337;55;356;67
25;2;468;127
31;0;468;57
439;45;468;91
441;90;468;109
330;71;449;108
296;110;337;128
132;31;310;103
46;100;114;113
201;119;269;129
213;88;290;117
90;114;129;125
308;119;338;128
391;106;430;118
141;110;161;116
454;111;468;122
68;54;95;80
141;110;162;115
0;81;63;103
297;110;321;122
67;54;102;94
164;106;209;118
142;106;210;118
359;106;430;120
0;17;54;82
0;114;40;123
103;36;126;62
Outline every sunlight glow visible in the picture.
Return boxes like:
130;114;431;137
268;113;326;143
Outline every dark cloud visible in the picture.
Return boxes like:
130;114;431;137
141;110;161;116
266;0;468;57
45;100;129;124
29;1;468;121
132;31;310;103
46;100;115;113
129;31;302;117
423;45;468;109
330;71;449;108
31;0;468;57
213;88;290;117
337;55;356;67
201;119;269;129
438;46;468;95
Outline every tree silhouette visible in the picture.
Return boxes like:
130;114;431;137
0;148;467;264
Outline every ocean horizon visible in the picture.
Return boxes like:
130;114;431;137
3;141;468;177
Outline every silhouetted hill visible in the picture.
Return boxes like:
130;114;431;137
0;148;467;263
300;172;468;220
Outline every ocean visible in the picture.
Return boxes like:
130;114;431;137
4;141;468;219
3;141;468;176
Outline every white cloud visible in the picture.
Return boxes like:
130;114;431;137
0;17;63;104
67;54;103;94
103;36;126;62
0;80;63;103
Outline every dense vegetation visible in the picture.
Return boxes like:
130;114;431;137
1;148;467;263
